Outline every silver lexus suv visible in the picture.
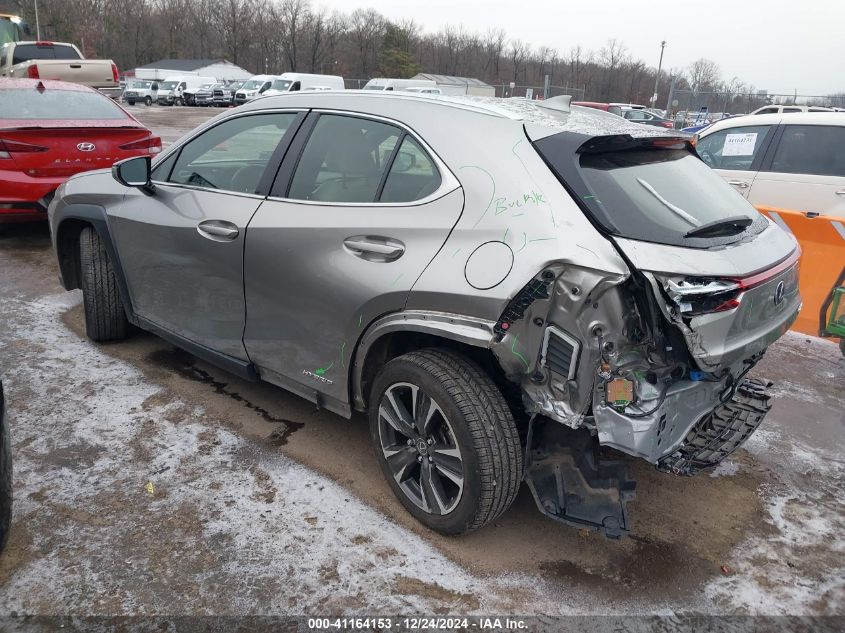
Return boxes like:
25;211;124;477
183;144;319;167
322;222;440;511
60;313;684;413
48;93;801;538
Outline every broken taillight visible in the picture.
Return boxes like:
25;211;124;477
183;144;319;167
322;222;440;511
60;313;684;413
659;249;800;317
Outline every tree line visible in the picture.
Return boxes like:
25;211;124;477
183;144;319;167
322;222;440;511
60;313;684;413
10;0;841;111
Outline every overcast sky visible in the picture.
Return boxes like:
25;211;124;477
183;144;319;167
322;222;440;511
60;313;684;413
323;0;844;96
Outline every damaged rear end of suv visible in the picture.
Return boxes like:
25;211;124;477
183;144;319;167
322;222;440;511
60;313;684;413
481;105;800;538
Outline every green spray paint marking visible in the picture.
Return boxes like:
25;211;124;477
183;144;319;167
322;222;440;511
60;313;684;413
340;342;347;369
358;313;363;327
503;227;510;242
583;195;596;200
451;247;462;258
516;232;528;253
512;139;558;229
459;165;496;228
529;237;556;243
511;335;531;372
315;361;334;377
390;272;404;287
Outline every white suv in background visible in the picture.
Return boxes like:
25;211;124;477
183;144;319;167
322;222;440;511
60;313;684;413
695;112;845;216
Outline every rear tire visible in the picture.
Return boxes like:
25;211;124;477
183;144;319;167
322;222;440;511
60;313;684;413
79;227;128;342
144;96;152;106
369;348;522;534
127;99;135;105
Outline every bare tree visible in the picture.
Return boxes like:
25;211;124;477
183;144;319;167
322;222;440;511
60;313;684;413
688;58;721;94
508;38;529;84
348;8;385;76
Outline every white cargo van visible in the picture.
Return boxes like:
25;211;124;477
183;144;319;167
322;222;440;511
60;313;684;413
156;75;216;106
233;74;279;105
262;72;345;96
363;78;439;92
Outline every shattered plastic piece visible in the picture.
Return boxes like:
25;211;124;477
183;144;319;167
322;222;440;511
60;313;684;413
657;378;773;476
145;481;155;495
720;565;731;575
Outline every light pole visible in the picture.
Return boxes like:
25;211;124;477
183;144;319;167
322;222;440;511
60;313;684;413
34;0;41;40
652;40;666;108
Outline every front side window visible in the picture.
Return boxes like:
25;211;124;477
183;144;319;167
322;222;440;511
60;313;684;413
166;113;297;194
288;115;401;203
695;125;773;170
769;125;845;177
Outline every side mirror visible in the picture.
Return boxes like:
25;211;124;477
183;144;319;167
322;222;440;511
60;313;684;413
112;156;154;194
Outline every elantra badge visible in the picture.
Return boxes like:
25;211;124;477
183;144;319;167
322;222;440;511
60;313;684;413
77;142;96;152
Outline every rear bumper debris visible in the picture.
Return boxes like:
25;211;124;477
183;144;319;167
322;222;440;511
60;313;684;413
656;377;773;476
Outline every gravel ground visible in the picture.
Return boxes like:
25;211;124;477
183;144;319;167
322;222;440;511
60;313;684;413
0;106;842;620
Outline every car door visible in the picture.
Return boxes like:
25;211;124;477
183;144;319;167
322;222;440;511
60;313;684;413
109;110;305;360
694;123;776;198
748;124;845;216
243;111;462;413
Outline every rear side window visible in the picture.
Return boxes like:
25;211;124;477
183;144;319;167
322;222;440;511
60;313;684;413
534;135;765;248
288;114;401;203
768;125;845;177
0;88;127;120
380;136;442;203
12;43;81;64
695;125;773;170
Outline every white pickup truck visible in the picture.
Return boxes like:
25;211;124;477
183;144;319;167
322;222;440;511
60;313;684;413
0;41;120;98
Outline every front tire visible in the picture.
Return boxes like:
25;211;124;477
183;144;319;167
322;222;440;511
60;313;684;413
369;349;522;534
79;227;128;342
144;96;152;106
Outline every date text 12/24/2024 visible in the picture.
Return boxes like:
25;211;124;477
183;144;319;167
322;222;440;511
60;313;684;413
307;617;529;630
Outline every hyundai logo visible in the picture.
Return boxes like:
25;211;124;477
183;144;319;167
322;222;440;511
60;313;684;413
76;142;96;152
773;280;786;306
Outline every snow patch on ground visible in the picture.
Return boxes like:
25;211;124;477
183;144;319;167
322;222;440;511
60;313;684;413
704;423;845;615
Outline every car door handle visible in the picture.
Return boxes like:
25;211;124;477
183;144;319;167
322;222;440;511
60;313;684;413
727;180;749;188
343;236;405;262
197;220;239;241
836;190;845;196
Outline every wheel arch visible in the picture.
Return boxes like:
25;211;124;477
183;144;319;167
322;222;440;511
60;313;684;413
53;204;134;318
351;311;508;412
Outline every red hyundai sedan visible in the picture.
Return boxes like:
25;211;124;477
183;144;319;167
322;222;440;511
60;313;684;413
0;78;161;223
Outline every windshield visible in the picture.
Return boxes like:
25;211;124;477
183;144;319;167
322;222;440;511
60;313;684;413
199;84;213;90
0;88;129;120
270;79;292;91
130;81;152;89
160;81;178;90
241;80;262;90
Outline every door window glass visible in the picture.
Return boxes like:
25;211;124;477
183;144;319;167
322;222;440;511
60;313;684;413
288;114;401;203
769;125;845;177
380;136;442;202
625;110;647;121
695;125;772;170
167;113;297;193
